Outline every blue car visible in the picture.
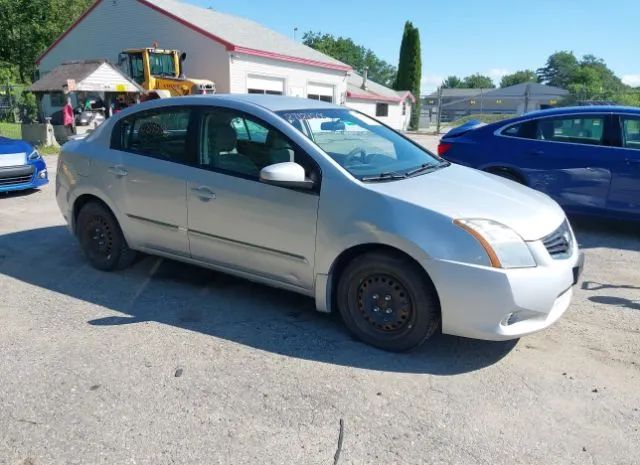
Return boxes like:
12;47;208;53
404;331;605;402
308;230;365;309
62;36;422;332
0;137;49;193
439;106;640;221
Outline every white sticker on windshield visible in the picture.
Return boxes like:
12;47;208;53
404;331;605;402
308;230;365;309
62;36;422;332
348;111;381;126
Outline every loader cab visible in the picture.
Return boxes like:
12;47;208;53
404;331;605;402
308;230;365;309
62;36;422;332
118;48;182;88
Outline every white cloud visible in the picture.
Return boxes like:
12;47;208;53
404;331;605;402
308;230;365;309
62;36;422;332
420;74;444;95
622;74;640;87
487;68;511;84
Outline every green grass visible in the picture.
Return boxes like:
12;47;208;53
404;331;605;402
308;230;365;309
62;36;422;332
0;121;22;140
37;145;60;155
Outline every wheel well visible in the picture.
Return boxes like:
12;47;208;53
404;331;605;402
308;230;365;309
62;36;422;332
329;244;440;313
72;194;112;233
485;166;526;185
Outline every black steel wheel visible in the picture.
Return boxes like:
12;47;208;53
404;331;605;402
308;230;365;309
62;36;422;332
337;251;440;352
76;201;136;271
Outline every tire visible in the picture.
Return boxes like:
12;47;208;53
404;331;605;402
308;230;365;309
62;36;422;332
488;168;523;184
337;251;440;352
76;202;136;271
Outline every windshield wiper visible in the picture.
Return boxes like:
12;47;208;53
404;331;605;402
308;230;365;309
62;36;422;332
361;171;407;182
405;160;450;177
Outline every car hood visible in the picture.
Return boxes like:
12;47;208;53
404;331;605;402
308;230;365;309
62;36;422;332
0;137;32;155
366;163;565;241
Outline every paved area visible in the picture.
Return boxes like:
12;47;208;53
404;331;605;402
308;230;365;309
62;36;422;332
1;154;639;465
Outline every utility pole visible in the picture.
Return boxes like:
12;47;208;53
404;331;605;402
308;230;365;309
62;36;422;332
523;83;530;114
436;86;443;135
480;87;484;116
293;27;298;41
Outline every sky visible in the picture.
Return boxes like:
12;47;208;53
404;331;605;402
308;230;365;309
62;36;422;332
185;0;640;95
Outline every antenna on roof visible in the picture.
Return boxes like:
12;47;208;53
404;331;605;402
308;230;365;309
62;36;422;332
361;67;369;90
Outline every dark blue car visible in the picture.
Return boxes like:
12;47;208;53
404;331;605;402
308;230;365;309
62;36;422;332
0;137;49;193
439;106;640;221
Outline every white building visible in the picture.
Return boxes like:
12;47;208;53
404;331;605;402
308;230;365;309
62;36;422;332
36;0;412;130
346;72;414;131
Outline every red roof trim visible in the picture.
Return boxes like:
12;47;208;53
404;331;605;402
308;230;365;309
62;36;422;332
398;91;416;103
231;46;351;72
36;0;351;73
35;0;103;64
347;90;403;104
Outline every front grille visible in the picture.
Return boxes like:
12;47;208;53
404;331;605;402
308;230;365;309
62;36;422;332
0;174;33;186
543;220;574;259
0;165;34;187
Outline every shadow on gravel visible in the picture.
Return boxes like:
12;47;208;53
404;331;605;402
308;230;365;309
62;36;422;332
570;215;640;252
0;226;516;375
587;295;640;311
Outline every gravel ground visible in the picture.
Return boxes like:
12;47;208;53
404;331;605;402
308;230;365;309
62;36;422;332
0;153;639;465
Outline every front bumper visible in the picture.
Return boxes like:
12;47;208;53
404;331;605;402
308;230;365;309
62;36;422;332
426;237;583;341
0;160;49;193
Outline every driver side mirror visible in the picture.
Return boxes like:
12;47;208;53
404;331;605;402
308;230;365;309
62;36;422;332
260;162;314;189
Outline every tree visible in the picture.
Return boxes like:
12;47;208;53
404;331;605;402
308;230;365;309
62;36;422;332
462;73;495;89
500;70;537;88
442;75;463;88
0;0;93;83
393;21;422;129
303;32;397;87
536;51;579;88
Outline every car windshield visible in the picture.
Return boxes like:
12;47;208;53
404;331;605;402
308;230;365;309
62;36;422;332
277;108;446;181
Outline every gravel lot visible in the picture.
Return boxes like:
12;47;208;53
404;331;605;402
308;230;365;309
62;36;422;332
1;151;639;465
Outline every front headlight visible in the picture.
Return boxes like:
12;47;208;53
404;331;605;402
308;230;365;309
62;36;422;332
28;150;41;161
454;218;536;269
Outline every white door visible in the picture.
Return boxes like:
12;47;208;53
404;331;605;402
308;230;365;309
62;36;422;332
246;75;285;95
307;82;334;102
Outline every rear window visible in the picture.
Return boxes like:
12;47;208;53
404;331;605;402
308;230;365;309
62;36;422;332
535;116;604;145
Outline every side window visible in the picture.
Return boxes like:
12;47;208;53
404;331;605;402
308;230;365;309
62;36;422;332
535;116;605;145
118;108;193;164
376;103;389;117
622;117;640;150
199;108;320;187
128;53;145;85
501;121;535;139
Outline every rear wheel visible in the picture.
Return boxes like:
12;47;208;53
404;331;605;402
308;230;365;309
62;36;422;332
337;252;440;352
76;202;136;271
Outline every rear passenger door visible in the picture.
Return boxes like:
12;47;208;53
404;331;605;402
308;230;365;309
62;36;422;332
111;107;196;257
607;115;640;217
499;114;614;211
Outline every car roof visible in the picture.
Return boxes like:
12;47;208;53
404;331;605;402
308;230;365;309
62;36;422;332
521;105;640;118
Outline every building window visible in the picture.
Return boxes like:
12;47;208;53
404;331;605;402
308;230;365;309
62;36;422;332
376;103;389;117
247;89;283;95
307;93;333;103
50;92;66;107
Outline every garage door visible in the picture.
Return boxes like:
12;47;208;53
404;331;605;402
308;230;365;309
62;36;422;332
307;83;334;102
247;75;284;95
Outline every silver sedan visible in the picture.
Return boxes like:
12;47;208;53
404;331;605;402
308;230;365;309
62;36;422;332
56;95;584;351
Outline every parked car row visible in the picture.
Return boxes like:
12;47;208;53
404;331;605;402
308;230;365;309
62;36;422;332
12;99;638;351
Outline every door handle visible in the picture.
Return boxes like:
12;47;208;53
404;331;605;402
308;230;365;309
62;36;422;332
528;150;544;156
191;186;216;200
108;165;128;177
626;159;640;166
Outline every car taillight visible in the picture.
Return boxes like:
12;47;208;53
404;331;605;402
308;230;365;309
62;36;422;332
437;142;452;156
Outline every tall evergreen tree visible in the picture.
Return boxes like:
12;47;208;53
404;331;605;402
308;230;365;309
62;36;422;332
393;21;422;129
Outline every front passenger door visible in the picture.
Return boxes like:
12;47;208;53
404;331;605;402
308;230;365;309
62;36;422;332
187;107;320;291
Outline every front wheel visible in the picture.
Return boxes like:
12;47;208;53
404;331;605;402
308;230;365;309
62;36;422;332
337;252;440;352
76;202;136;271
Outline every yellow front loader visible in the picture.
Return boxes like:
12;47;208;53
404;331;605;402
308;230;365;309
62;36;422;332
118;46;215;97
